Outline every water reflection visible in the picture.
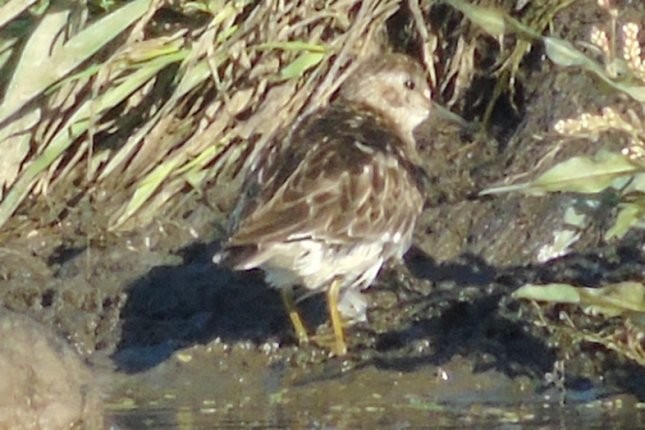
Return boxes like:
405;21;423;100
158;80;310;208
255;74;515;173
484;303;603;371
105;400;645;430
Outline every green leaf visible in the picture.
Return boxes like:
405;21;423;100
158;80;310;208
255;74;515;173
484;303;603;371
606;202;645;240
513;283;581;304
578;282;645;317
1;9;69;118
543;36;590;67
0;0;151;124
256;41;327;53
443;0;506;37
279;51;325;80
110;157;181;229
543;36;645;103
531;152;636;193
513;282;645;318
481;151;639;196
0;53;174;229
0;0;38;31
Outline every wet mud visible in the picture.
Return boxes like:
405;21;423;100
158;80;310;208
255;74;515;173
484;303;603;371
1;2;645;429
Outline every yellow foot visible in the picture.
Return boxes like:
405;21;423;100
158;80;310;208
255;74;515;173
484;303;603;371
281;281;349;356
311;329;348;356
280;288;309;345
326;278;347;356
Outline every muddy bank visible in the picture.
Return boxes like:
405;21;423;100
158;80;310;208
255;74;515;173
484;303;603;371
0;1;644;428
1;157;643;429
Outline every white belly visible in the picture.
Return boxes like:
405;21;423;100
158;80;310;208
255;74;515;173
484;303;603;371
262;239;384;291
259;239;388;321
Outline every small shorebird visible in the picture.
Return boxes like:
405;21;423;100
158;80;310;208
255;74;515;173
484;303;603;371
214;53;431;355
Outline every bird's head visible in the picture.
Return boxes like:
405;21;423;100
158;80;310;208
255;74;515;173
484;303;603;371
339;53;432;144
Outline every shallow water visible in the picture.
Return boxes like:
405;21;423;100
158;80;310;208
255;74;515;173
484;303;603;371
105;398;645;429
101;340;645;430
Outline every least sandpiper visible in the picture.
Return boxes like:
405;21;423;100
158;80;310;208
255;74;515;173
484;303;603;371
215;53;431;355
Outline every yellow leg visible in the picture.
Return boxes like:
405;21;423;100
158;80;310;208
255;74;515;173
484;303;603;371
327;278;347;356
280;288;309;345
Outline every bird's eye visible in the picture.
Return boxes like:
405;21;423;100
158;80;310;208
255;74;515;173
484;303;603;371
404;79;416;90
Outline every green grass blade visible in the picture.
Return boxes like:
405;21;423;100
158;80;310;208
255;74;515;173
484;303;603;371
280;51;325;80
0;0;38;31
110;157;181;230
0;53;175;229
0;0;151;124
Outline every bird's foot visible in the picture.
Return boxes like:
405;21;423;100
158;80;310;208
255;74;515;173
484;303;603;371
311;328;347;356
280;288;310;345
325;278;348;356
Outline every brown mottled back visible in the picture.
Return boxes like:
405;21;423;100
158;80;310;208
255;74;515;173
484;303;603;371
217;52;431;295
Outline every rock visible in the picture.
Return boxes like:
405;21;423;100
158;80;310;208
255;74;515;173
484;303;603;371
0;310;101;430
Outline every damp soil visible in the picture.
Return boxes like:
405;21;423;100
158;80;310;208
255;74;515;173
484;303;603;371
2;4;645;430
2;209;643;429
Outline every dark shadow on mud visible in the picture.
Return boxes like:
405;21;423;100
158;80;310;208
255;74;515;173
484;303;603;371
113;235;645;403
404;248;497;285
358;248;556;380
359;241;645;399
113;240;327;373
369;294;556;378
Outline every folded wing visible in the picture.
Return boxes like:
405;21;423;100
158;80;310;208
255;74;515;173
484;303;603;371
224;104;424;268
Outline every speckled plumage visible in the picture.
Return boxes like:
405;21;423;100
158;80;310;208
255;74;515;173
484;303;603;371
215;53;431;354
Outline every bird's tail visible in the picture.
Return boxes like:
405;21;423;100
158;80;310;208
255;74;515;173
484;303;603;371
212;245;267;271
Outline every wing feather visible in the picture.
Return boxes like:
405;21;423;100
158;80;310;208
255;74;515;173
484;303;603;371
224;103;424;257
